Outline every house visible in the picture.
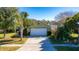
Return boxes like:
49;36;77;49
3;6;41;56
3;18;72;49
30;27;48;36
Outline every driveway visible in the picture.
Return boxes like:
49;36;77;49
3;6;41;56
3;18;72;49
18;37;56;51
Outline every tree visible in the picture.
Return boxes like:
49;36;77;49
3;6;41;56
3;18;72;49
53;11;76;40
16;12;28;41
55;11;76;24
55;12;79;42
20;12;28;40
0;7;18;39
64;13;79;33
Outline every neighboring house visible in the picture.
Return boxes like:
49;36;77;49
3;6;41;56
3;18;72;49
50;21;59;34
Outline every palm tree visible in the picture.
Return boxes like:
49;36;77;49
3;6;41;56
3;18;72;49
20;12;28;41
15;12;28;41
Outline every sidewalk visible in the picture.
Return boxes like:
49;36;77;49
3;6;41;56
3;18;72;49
0;44;23;47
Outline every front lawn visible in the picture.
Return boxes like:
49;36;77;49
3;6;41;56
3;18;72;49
0;33;28;51
10;38;28;44
0;33;16;39
0;38;28;44
0;46;20;51
0;33;28;44
54;46;79;51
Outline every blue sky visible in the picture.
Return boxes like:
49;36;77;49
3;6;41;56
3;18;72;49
19;7;79;21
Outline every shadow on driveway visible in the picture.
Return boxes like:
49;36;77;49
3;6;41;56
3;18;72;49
39;37;56;51
27;36;47;38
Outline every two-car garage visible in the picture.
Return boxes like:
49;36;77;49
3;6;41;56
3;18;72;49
30;28;47;36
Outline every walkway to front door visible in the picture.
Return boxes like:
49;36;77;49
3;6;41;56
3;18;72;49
18;37;56;51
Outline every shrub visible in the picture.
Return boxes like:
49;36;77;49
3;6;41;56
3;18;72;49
23;28;27;36
47;31;51;36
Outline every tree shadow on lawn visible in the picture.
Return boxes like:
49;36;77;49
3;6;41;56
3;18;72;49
39;38;56;51
0;40;13;45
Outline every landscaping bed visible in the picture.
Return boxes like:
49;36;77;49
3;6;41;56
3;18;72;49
49;33;79;44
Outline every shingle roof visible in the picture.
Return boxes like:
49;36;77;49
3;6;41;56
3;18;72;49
51;21;59;25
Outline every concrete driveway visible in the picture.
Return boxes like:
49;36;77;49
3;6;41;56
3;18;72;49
18;37;56;51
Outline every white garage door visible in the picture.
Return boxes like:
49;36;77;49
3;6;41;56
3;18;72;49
30;28;47;36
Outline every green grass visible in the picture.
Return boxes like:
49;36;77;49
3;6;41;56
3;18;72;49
0;33;16;39
0;33;27;51
0;38;27;51
70;33;78;38
0;46;20;51
0;33;28;44
10;38;28;44
55;46;79;51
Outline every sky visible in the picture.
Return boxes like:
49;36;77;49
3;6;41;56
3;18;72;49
19;7;79;21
